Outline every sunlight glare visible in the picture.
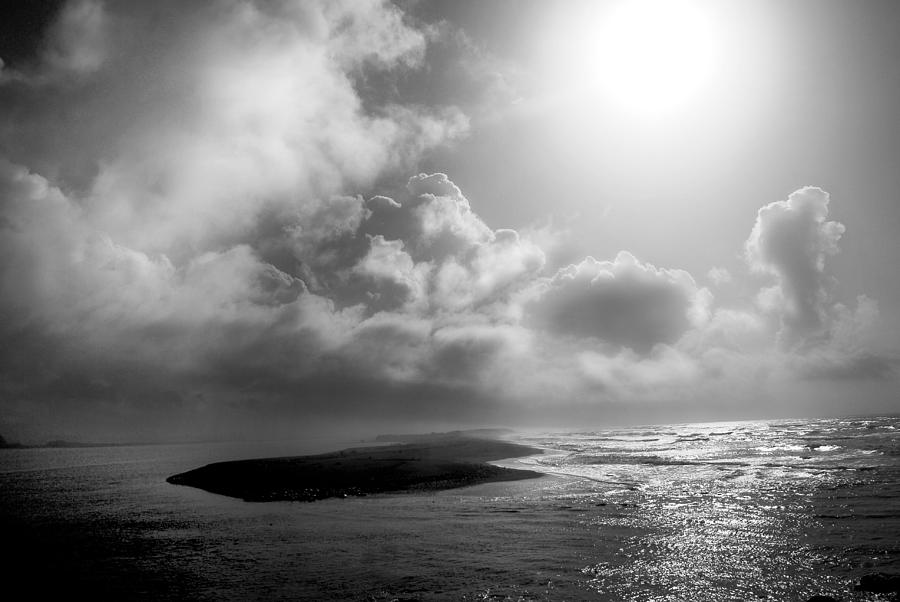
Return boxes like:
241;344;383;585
591;0;716;115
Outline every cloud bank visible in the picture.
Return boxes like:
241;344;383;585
0;1;894;441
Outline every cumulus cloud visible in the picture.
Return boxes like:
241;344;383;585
0;1;470;436
3;1;467;255
526;252;711;354
0;160;354;381
406;172;494;259
431;228;545;312
0;1;894;440
578;346;701;396
707;266;732;286
745;187;846;348
1;144;894;437
353;235;431;310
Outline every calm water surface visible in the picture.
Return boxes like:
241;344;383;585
1;416;897;600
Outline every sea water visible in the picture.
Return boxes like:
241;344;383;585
514;415;900;600
1;416;897;600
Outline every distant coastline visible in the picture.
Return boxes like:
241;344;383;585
0;434;159;450
167;432;545;502
373;428;516;443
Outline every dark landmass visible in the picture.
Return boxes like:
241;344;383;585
43;439;125;448
0;434;25;449
855;573;900;595
167;434;544;502
0;434;145;449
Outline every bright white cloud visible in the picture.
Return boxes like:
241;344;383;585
745;186;846;348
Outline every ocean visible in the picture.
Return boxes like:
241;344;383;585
1;416;897;601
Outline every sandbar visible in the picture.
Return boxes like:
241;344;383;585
167;434;544;502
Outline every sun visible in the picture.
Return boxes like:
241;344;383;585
590;0;716;115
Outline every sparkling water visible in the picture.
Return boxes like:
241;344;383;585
1;416;897;600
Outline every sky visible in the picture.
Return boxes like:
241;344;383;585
1;0;898;443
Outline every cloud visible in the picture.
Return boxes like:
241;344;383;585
43;0;108;76
707;266;732;286
526;251;711;354
791;295;898;381
745;186;846;348
406;172;494;259
431;228;545;312
0;160;353;384
2;1;467;256
0;0;109;84
1;144;895;437
0;1;471;437
353;235;431;310
680;308;770;354
0;6;538;435
578;345;701;396
0;1;895;440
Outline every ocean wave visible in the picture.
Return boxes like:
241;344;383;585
808;444;841;452
754;445;807;453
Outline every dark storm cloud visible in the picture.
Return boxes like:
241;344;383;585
0;1;65;69
0;0;106;84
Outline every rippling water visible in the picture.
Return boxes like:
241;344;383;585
515;415;900;601
1;416;897;600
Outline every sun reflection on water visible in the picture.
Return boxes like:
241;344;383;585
521;416;898;601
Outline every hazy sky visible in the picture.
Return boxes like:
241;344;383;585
1;0;898;442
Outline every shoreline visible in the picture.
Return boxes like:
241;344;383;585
167;435;545;502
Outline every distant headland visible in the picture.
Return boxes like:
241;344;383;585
0;433;140;449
